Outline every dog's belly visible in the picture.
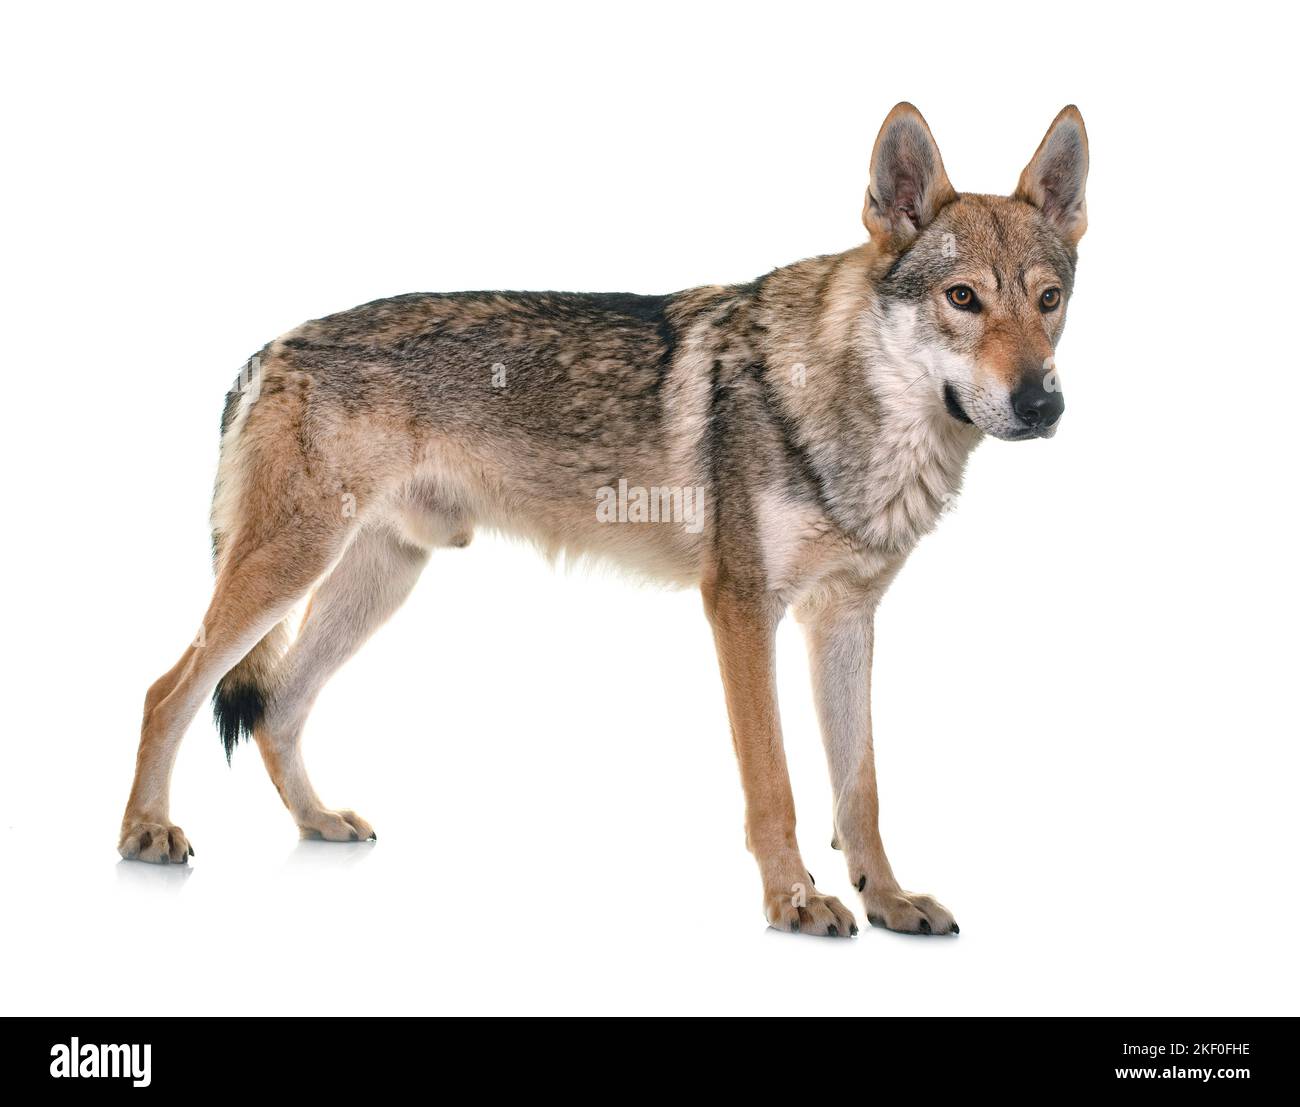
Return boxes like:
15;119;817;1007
386;434;710;588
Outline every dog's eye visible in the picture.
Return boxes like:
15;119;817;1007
1040;288;1061;312
946;285;979;311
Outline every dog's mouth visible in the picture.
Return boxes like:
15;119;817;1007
1009;423;1059;441
942;382;1061;440
942;383;972;425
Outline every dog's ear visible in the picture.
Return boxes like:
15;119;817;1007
863;102;957;247
1015;105;1089;244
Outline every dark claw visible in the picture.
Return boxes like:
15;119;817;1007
827;925;838;937
830;836;840;850
807;871;815;885
188;845;195;857
790;919;800;933
918;918;932;934
856;875;866;892
850;923;859;936
368;833;378;842
951;923;960;934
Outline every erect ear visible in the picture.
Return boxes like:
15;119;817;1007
1015;105;1090;244
863;102;958;247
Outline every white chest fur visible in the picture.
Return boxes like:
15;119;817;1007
756;324;980;603
755;423;971;607
854;406;975;550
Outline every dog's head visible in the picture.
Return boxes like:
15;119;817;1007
864;103;1088;440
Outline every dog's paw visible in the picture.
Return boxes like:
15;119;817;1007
861;886;958;935
766;887;857;937
297;808;376;843
118;821;193;864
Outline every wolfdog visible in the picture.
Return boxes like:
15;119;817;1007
122;103;1088;938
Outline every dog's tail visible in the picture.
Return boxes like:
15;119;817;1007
212;622;289;763
209;352;291;763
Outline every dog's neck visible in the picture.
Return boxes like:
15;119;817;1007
750;245;982;554
854;308;982;550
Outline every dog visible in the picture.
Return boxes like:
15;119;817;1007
121;103;1088;938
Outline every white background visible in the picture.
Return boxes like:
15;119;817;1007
2;1;1296;1016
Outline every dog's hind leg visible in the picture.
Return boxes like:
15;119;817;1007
120;512;354;862
253;524;431;841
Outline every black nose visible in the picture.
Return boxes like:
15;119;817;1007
1011;380;1065;429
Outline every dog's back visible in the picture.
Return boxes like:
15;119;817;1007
213;277;831;586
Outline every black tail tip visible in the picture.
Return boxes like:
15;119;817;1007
212;679;267;764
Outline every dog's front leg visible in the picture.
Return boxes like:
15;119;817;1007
801;597;959;936
704;580;856;936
